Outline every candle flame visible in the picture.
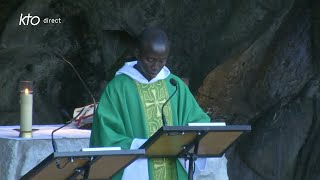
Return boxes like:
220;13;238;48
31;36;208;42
24;88;29;95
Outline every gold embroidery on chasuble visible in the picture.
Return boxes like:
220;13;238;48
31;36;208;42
135;80;177;180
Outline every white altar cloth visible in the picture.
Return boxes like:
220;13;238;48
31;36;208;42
0;125;90;180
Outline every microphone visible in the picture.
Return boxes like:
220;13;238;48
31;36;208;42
161;78;178;126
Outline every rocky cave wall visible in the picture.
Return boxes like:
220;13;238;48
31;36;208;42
0;0;319;179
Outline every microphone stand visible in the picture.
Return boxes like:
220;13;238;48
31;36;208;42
51;122;72;169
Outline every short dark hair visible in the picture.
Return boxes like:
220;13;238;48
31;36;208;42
138;27;170;52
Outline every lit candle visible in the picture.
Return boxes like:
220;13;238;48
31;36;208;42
19;81;33;138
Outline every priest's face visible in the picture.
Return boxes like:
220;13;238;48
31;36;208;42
137;43;169;80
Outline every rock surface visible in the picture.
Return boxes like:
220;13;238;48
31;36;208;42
196;1;320;180
0;0;319;179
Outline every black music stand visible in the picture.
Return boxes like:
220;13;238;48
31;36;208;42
20;149;145;180
140;125;251;180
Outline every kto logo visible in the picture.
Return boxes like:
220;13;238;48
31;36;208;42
19;13;40;26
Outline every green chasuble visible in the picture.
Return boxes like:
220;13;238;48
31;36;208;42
90;74;210;180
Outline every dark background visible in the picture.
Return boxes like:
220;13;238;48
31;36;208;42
0;0;319;179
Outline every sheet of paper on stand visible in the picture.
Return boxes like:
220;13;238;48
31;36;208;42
188;122;226;126
81;147;122;151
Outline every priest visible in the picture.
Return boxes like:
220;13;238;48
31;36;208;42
90;27;211;180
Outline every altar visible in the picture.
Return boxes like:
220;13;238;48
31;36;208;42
0;125;91;180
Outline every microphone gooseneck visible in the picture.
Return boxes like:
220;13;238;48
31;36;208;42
50;52;96;154
51;109;84;169
51;109;78;153
161;78;178;126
